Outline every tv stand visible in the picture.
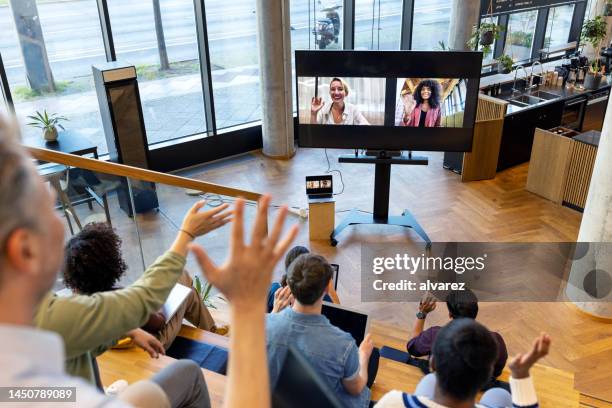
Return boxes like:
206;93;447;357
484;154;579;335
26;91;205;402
330;152;431;248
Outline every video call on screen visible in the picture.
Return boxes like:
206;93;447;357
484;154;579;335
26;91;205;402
298;76;468;129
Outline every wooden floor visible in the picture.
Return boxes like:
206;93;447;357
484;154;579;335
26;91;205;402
67;147;611;402
177;148;611;402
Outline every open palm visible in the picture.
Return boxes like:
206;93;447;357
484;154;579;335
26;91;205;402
189;195;298;310
311;96;325;113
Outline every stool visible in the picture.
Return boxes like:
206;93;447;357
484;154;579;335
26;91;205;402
308;200;335;241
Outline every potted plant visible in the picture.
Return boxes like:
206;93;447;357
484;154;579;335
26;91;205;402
467;22;505;57
26;110;68;142
496;54;514;74
194;275;217;309
581;15;608;89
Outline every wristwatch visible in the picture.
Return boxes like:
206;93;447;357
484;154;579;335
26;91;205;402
416;311;427;320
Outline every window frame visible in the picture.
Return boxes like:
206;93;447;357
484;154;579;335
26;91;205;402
0;0;593;171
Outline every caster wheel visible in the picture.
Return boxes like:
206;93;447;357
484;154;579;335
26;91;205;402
330;238;338;247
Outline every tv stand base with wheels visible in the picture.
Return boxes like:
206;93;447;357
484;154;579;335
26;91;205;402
330;152;432;248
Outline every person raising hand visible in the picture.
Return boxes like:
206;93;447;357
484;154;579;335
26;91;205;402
190;195;299;408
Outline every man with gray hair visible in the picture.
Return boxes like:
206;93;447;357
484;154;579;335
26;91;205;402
0;115;299;407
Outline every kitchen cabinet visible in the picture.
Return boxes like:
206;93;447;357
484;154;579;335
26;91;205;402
497;100;564;171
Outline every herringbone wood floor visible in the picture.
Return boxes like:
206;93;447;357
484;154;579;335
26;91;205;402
178;148;611;402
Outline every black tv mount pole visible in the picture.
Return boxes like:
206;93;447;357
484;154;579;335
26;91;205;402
330;150;432;248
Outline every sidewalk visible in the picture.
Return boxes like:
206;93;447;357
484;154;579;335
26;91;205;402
18;64;262;153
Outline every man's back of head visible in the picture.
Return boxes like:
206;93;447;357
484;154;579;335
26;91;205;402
432;318;498;401
446;289;478;319
286;254;332;305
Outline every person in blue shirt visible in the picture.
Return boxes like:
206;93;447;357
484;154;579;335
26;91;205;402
266;253;374;408
266;246;334;312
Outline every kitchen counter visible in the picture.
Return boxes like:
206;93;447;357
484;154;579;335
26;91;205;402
573;130;601;147
493;82;611;115
491;81;610;172
479;59;569;88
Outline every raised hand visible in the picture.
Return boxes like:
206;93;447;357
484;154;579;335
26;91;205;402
418;293;437;314
180;200;233;238
189;195;299;311
509;333;551;379
272;285;294;313
402;93;416;122
311;96;325;114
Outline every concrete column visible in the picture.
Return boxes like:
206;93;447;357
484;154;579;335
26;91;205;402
448;0;481;51
566;97;612;318
255;0;295;158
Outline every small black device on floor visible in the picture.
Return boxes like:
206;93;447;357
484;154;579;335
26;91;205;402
306;175;334;203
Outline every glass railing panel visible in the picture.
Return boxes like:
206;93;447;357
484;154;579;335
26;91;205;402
34;159;146;292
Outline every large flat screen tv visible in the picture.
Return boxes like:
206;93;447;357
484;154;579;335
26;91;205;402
295;50;483;152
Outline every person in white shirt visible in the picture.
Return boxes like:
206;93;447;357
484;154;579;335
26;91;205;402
0;115;299;408
310;77;370;125
374;318;549;408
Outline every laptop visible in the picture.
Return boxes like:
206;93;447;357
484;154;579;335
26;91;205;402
321;301;369;346
330;263;339;291
160;283;192;324
306;175;333;203
272;345;343;408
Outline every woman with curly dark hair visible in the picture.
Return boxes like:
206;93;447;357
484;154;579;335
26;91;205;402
63;222;227;357
63;222;128;295
400;79;442;127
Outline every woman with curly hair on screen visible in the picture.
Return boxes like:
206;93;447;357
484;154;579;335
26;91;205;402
400;79;442;128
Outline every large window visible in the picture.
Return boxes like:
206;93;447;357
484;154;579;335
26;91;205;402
411;0;452;50
544;5;575;51
505;10;538;63
290;0;343;51
0;0;591;166
206;0;261;130
354;0;403;50
0;97;8;115
0;0;107;151
108;0;207;143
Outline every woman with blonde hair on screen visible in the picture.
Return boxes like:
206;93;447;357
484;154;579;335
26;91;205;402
310;77;370;125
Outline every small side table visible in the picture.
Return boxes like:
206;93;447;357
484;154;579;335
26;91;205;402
308;200;335;241
30;131;112;231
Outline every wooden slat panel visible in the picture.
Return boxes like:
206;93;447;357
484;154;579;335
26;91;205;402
26;146;262;201
462;118;504;181
563;142;597;209
461;95;508;182
476;94;508;122
526;128;572;204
